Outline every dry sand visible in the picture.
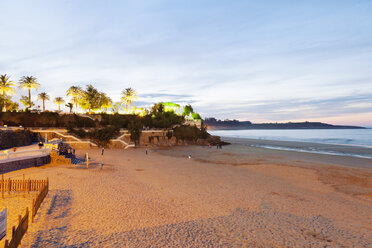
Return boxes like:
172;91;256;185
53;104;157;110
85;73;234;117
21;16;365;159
0;144;371;247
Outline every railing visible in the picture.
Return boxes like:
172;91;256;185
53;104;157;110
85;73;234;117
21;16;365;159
34;130;98;147
4;208;29;248
0;149;50;161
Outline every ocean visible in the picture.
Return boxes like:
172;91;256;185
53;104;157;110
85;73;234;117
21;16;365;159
209;129;372;160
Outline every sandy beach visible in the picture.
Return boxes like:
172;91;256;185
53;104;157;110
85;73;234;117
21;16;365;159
1;142;371;247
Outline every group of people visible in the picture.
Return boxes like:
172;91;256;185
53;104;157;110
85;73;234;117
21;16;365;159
208;143;223;149
58;143;76;158
216;143;223;149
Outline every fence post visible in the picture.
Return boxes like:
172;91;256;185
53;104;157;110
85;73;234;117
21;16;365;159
23;174;25;196
8;179;11;195
1;174;3;198
86;153;89;168
32;198;35;223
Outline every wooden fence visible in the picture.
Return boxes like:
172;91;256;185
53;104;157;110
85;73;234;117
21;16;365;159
32;181;49;222
2;177;49;247
4;208;29;248
1;175;48;198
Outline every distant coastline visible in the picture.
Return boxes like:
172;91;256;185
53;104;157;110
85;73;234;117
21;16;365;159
204;118;365;130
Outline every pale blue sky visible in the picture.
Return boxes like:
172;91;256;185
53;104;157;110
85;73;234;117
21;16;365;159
1;0;372;125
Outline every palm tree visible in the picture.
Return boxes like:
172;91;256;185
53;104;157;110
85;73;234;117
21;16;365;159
20;95;33;110
111;102;121;114
18;76;40;108
0;74;16;112
78;85;101;114
66;86;82;113
54;97;65;112
65;103;73;113
99;93;112;113
38;92;50;112
121;88;137;113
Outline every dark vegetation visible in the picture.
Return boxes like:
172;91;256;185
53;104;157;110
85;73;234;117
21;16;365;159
128;119;142;146
67;126;120;147
0;112;96;128
173;125;209;142
0;109;183;129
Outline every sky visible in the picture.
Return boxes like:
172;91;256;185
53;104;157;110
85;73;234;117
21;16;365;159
1;0;372;126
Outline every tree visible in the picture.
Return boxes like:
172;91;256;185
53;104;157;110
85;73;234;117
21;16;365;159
66;86;82;113
0;96;18;112
151;102;164;114
0;74;16;112
191;112;201;120
38;92;50;112
20;95;34;110
182;104;194;117
78;85;102;114
18;76;40;108
100;93;112;113
54;97;65;111
66;102;73;113
128;119;142;147
111;102;121;114
121;88;137;113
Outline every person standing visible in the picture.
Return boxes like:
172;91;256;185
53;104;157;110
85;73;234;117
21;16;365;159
101;147;105;155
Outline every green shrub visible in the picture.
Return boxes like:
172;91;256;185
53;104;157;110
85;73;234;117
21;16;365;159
191;112;201;120
67;126;120;147
128;119;142;146
88;126;120;147
67;127;87;138
173;125;209;141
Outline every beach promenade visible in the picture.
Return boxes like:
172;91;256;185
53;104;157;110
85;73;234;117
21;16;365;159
1;145;371;247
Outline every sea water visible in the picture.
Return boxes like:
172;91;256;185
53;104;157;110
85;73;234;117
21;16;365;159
209;129;372;159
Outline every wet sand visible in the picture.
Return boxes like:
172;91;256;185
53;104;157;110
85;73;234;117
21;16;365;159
0;145;371;247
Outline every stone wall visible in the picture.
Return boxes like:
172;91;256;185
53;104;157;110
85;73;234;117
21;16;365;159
0;155;50;174
29;128;216;149
0;129;40;150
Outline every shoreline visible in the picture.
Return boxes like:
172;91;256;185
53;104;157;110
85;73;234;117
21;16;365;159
156;144;372;201
217;136;372;167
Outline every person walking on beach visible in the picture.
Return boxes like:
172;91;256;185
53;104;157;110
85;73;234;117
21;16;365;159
101;147;105;155
145;148;148;155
